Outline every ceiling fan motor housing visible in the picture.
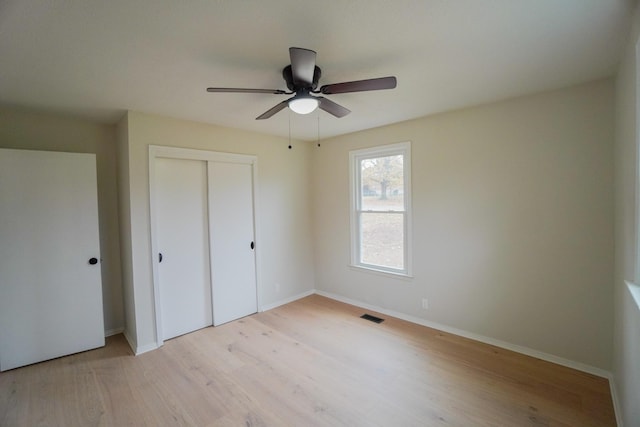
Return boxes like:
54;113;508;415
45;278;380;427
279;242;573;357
283;65;322;91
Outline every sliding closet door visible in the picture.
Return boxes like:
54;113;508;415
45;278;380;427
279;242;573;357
155;158;213;340
208;161;258;325
0;148;104;371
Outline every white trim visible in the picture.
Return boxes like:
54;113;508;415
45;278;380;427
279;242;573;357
260;289;315;312
349;141;412;158
348;264;414;280
150;145;256;165
258;287;615;378
349;141;412;276
625;280;640;311
114;287;624;422
122;329;160;356
118;285;621;425
250;160;264;316
122;329;136;354
104;327;124;337
148;147;164;347
635;38;640;282
148;145;260;347
134;342;159;356
315;290;612;379
609;375;624;427
123;329;159;356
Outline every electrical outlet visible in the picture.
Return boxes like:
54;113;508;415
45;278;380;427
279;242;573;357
421;298;429;310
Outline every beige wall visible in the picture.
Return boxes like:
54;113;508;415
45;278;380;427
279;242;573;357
313;79;614;370
613;3;640;425
0;107;124;335
117;111;316;351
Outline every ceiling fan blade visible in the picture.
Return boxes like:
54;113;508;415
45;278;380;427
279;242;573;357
256;100;289;120
289;47;316;87
317;97;351;118
319;76;397;95
207;87;287;94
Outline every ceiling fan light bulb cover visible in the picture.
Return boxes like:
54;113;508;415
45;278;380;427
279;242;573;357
289;97;319;114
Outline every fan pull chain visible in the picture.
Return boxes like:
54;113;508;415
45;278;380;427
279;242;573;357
317;114;321;147
288;110;292;149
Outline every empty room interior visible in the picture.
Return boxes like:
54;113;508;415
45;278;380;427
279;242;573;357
1;1;640;426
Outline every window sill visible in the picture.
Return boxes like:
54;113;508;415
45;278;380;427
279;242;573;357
349;264;414;281
625;280;640;312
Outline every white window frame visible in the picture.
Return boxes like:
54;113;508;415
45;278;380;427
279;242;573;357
629;37;640;312
349;141;412;277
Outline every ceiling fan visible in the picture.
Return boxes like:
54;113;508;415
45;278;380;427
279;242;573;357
206;47;397;120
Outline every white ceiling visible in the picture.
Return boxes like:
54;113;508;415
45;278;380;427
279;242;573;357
0;1;635;140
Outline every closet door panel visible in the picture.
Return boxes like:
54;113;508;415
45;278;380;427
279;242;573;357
156;158;212;340
208;161;258;326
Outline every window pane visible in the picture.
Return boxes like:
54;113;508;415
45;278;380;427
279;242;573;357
360;155;404;211
360;212;404;270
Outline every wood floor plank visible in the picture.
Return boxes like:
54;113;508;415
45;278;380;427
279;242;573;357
0;294;616;426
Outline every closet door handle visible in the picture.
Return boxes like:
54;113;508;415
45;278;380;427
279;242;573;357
250;241;255;250
88;257;98;265
159;252;163;263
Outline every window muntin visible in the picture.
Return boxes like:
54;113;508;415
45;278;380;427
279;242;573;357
350;142;411;276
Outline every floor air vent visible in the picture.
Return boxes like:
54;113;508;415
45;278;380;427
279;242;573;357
360;314;384;323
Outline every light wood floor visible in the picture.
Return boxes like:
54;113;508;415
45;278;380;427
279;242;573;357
0;295;616;426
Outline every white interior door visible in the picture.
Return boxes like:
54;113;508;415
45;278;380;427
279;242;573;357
0;148;105;371
156;157;213;340
208;161;258;325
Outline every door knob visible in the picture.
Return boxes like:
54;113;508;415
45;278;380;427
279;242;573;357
88;257;98;265
250;241;255;250
159;252;163;263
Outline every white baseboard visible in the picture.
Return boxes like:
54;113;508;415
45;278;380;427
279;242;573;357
122;329;158;356
315;290;612;379
114;288;622;423
118;288;615;380
104;327;124;337
122;330;136;354
122;330;138;354
134;342;159;355
260;289;315;312
608;375;624;427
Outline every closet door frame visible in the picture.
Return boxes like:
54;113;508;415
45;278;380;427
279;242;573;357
148;145;260;346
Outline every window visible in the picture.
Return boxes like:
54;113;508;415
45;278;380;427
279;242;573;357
350;142;411;276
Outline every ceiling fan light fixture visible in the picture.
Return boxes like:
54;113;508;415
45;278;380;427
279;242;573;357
289;96;319;114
